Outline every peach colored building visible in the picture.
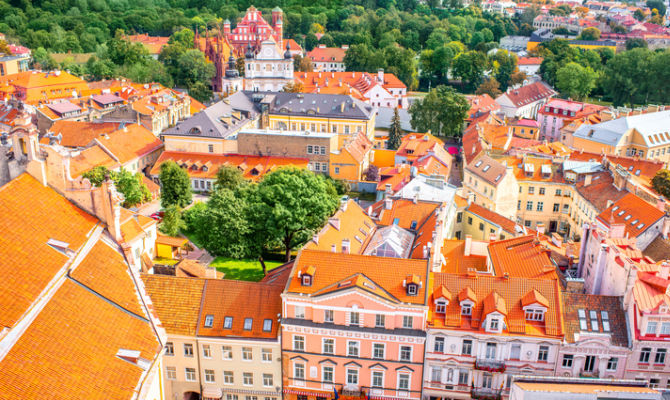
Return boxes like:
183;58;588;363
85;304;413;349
281;249;429;400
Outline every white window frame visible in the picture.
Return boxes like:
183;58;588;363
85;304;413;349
223;371;234;385
222;345;233;360
347;340;360;357
371;370;384;388
262;348;272;362
373;343;385;359
346;368;359;385
243;372;253;386
323;338;335;354
397;372;411;391
293;335;305;351
204;369;215;383
185;367;196;382
399;345;412;361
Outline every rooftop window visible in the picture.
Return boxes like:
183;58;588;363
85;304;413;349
244;318;253;331
601;311;610;332
483;165;490;172
263;319;272;332
204;315;214;328
224;316;233;329
578;309;587;330
475;160;483;167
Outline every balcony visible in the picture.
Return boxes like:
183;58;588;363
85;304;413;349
579;369;599;378
474;358;506;373
471;387;502;400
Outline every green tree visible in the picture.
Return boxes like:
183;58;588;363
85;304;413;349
578;27;601;41
215;165;246;192
634;9;646;21
491;50;517;91
453;50;488;90
387;108;403;150
626;38;648;50
247;168;339;261
647;0;667;17
188;81;212;103
197;188;251;258
159;205;185;237
169;28;194;47
32;47;57;70
556;62;597;101
115;168;152;207
652;169;670;198
82;165;111;186
409;85;469;138
159;161;192;208
602;48;653;106
475;77;502;98
176;49;215;88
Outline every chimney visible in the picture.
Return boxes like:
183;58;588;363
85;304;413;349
319;44;326;48
536;222;546;235
584;173;593;187
342;45;349;50
551;232;563;247
385;197;393;210
467;192;475;206
662;215;670;239
340;198;348;211
657;196;667;212
385;183;393;197
101;178;123;242
413;192;418;204
377;68;384;83
464;235;472;257
660;262;670;280
609;222;626;239
329;217;340;230
342;239;350;254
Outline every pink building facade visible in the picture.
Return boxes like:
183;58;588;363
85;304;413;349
281;249;429;400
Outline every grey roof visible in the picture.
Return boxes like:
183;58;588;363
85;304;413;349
375;107;413;131
161;99;254;139
573;110;670;147
562;160;603;174
363;224;415;259
234;91;375;120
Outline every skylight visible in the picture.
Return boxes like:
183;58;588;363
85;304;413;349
495;174;502;182
601;311;610;332
624;215;631;221
483;165;490;172
631;219;639;225
612;206;619;212
578;309;587;330
475;160;483;167
638;223;645;229
617;210;625;216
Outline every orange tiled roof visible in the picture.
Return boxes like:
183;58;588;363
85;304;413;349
150;151;310;182
596;192;665;238
0;173;98;329
569;150;665;185
69;145;120;177
141;274;206;336
340;131;373;164
466;154;508;186
119;208;156;244
521;289;549;308
70;240;145;316
466;93;500;119
0;279;160;399
0;70;89;104
396;133;446;160
305;199;376;254
95;123;164;165
306;47;347;63
487;235;558;279
440;239;489;274
288;249;429;305
466;203;520;235
430;273;563;338
125;34;169;55
376;164;412;192
434;285;453;301
45;121;122;148
370;197;440;229
198;279;285;339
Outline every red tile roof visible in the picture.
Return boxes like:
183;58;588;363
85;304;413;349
499;81;556;108
141;274;206;336
288;249;429;305
306;46;347;63
487;235;558;279
0;173;98;329
596;192;665;238
430;273;564;338
198;279;285;339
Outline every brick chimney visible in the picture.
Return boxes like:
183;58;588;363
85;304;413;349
101;177;123;242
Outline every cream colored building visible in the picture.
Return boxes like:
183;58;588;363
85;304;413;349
571;109;670;163
463;154;519;219
142;272;289;400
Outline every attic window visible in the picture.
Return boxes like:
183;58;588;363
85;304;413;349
631;219;639;225
475;160;483;167
461;304;472;315
635;170;641;176
601;311;610;332
612;206;619;212
436;300;447;314
495;174;502;182
637;223;645;229
302;274;312;286
204;315;214;328
483;165;490;172
525;308;545;321
624;215;631;221
393;218;400;225
617;210;625;216
244;318;253;331
407;283;418;296
263;319;272;332
628;166;633;171
589;310;599;330
410;220;418;230
578;309;587;330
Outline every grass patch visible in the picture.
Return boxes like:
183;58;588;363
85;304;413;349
210;257;284;281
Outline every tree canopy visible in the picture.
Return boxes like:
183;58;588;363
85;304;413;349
159;161;192;208
82;166;151;208
409;85;469;138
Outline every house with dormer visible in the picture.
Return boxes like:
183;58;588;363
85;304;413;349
280;249;429;400
423;273;564;400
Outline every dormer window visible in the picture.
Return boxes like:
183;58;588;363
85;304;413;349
299;266;315;286
525;308;545;321
436;300;447;314
407;283;418;296
490;318;500;331
461;304;472;315
302;275;312;286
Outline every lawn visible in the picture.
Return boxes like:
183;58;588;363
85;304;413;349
210;257;285;281
180;228;204;249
